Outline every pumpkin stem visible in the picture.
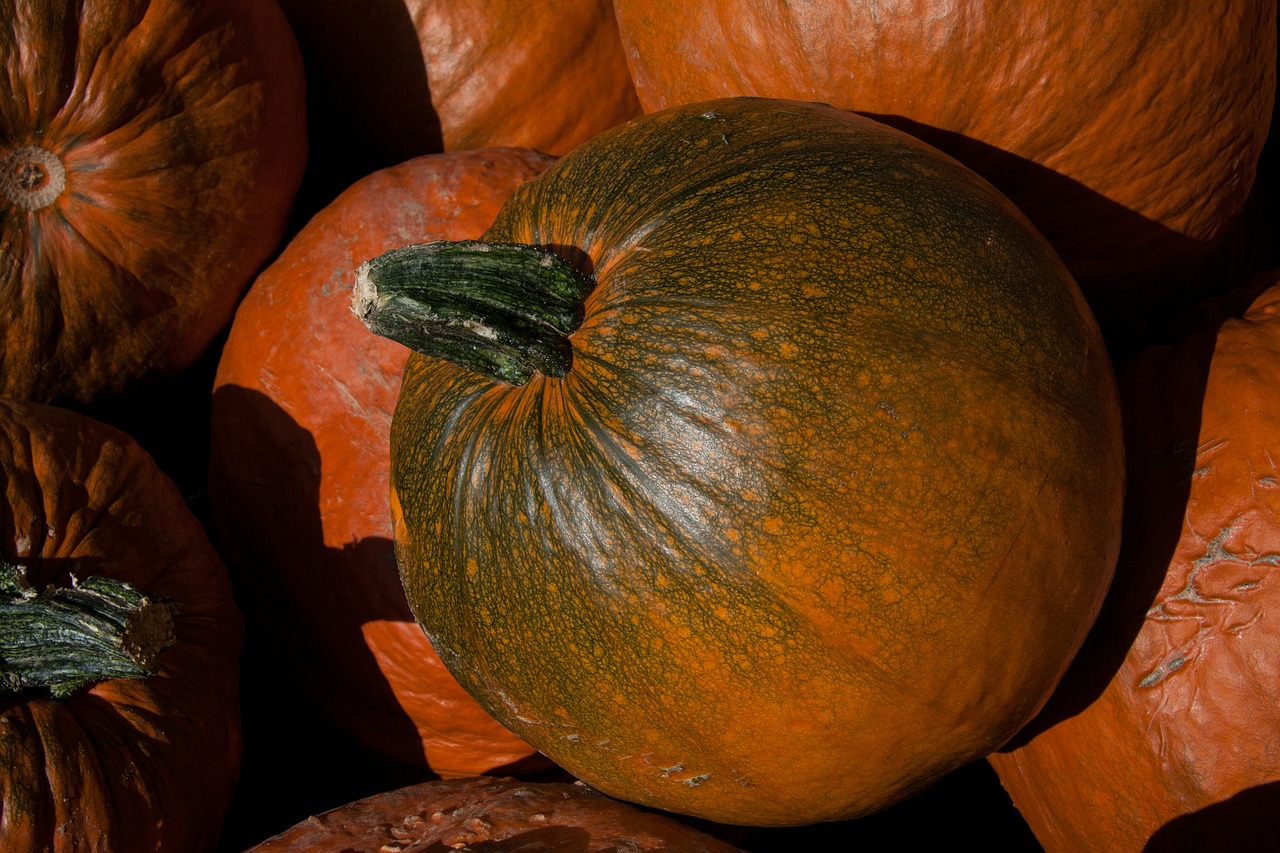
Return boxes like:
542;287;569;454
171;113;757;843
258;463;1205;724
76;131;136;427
352;240;594;386
0;561;179;698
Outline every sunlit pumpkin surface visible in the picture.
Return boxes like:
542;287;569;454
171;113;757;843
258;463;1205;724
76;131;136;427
384;97;1127;826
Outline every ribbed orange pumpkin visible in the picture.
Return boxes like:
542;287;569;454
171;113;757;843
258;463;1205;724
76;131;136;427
209;148;554;778
611;1;1277;325
0;0;308;404
0;399;243;852
988;269;1280;852
357;97;1126;826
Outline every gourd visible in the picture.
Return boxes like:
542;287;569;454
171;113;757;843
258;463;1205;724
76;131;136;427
245;776;745;852
354;97;1127;826
209;148;554;777
0;0;308;404
988;269;1280;852
0;399;243;852
611;1;1277;326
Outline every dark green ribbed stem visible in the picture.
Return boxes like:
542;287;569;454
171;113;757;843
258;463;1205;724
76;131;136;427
352;240;594;386
0;561;178;698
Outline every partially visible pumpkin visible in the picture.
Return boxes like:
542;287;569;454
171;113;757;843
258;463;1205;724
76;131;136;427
245;776;746;852
988;268;1280;852
0;0;307;404
209;148;554;777
356;97;1126;826
611;1;1277;325
277;0;640;209
0;399;243;852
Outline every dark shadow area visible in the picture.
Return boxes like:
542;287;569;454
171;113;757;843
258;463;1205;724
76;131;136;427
859;112;1243;350
204;385;437;849
1145;781;1280;852
276;0;443;225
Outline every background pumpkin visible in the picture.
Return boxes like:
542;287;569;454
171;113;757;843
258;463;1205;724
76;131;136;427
611;0;1277;328
988;268;1280;852
0;399;243;853
276;0;640;217
0;0;308;405
209;149;555;788
362;97;1126;827
245;776;746;852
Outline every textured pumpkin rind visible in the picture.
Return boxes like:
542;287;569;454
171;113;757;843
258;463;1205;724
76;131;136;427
988;269;1280;853
209;149;555;776
0;400;244;853
612;1;1278;321
389;98;1125;826
0;0;308;404
245;776;745;852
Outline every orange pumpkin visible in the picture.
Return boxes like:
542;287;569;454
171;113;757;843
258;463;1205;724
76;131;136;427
0;0;308;404
0;399;243;852
989;269;1280;852
611;1;1277;325
209;148;555;777
245;776;745;852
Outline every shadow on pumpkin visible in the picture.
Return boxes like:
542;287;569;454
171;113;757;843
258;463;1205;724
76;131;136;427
1144;781;1280;853
860;113;1229;348
998;309;1224;749
276;0;444;224
209;386;548;851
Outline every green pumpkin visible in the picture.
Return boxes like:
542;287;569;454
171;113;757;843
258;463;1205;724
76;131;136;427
355;97;1125;826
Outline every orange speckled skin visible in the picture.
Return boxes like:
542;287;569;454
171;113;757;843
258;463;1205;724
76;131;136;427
389;99;1126;826
0;0;307;404
246;776;746;852
0;400;243;853
612;1;1277;323
989;270;1280;852
210;149;555;777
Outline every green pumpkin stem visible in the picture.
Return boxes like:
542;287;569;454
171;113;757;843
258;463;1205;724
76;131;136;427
0;561;179;698
352;241;594;386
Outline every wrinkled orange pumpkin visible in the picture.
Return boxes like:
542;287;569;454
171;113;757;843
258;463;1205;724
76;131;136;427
245;776;745;852
0;0;307;404
988;268;1280;852
0;399;243;852
612;1;1277;324
278;0;640;208
356;97;1126;826
209;148;554;777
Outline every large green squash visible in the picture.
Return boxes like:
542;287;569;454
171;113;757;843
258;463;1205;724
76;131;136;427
355;97;1126;826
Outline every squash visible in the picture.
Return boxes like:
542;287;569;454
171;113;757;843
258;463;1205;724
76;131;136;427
353;97;1126;826
277;0;640;210
987;268;1280;852
0;0;308;404
244;775;746;852
610;1;1277;326
0;399;243;852
209;148;554;777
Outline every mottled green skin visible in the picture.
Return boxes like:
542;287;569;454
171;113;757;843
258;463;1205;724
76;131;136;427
388;97;1125;826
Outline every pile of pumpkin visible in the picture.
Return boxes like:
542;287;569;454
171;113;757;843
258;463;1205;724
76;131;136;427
0;1;1276;851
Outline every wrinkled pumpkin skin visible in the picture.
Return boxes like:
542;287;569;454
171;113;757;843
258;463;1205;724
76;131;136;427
612;1;1277;324
246;776;745;852
278;0;640;207
389;98;1126;826
210;149;553;777
989;269;1280;853
0;0;307;404
0;400;243;853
